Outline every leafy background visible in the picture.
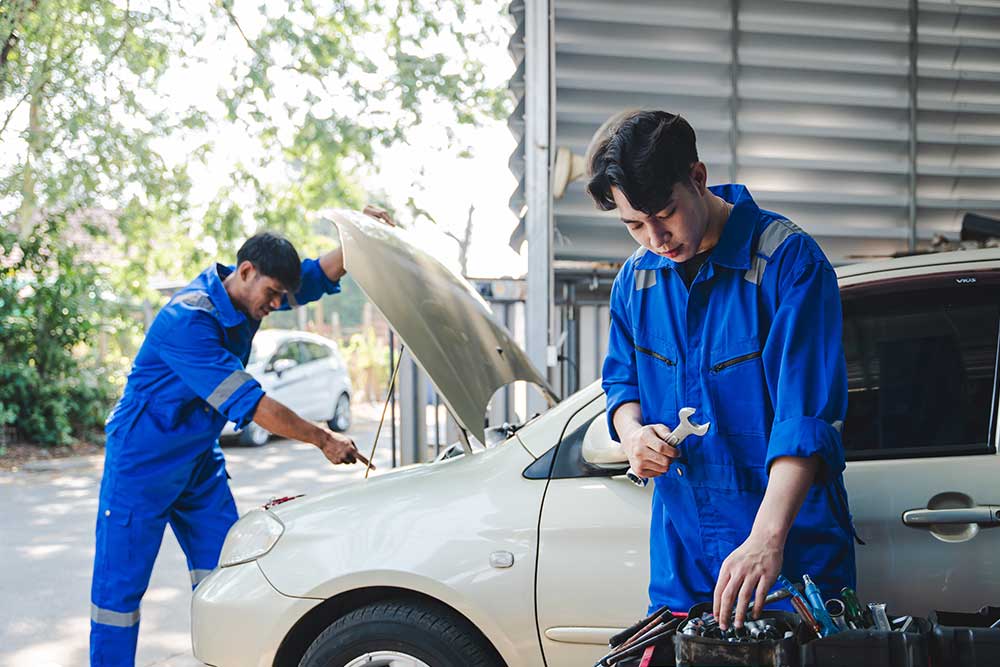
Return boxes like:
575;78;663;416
0;0;513;447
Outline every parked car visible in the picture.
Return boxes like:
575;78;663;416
220;329;353;446
193;211;1000;667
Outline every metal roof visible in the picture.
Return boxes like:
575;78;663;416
508;0;1000;266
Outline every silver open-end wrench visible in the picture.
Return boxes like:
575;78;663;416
626;407;710;487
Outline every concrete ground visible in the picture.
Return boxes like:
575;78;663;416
0;408;405;667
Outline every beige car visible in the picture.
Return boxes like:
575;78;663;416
192;212;1000;667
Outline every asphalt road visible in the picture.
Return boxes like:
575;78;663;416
0;412;397;667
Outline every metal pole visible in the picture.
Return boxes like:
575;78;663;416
389;330;396;468
907;0;919;252
525;0;554;416
729;0;740;185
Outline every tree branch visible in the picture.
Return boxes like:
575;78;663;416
0;87;29;137
219;0;266;61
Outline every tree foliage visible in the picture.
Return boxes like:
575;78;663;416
0;0;510;446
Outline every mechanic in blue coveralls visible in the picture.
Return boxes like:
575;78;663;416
90;206;393;666
589;111;857;630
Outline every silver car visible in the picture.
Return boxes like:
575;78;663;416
221;329;353;446
193;212;1000;667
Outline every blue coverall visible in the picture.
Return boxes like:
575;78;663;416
90;259;339;666
603;184;857;614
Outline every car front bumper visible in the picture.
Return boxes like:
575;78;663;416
192;561;321;667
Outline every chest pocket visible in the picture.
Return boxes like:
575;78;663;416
707;340;769;436
634;330;678;425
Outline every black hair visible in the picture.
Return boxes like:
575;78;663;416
586;110;699;215
236;232;302;292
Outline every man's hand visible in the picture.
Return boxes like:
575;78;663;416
712;534;783;629
253;396;373;469
621;423;680;479
315;429;372;468
363;204;395;226
711;456;819;629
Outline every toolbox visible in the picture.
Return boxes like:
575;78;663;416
798;616;931;667
928;606;1000;667
674;603;800;667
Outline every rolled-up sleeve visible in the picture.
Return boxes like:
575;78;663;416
280;257;341;310
157;313;265;428
762;259;848;481
602;277;640;442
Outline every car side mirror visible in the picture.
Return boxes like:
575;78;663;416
581;416;630;469
272;358;297;377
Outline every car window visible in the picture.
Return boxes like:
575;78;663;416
269;341;301;367
303;342;331;362
841;276;1000;460
523;412;623;480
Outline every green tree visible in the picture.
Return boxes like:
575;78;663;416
0;0;510;446
0;216;132;445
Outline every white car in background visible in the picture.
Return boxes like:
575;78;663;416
221;329;353;446
193;211;1000;667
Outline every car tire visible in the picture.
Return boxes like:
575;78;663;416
239;422;270;447
298;599;501;667
327;393;351;432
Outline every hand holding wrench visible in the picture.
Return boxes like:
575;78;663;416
626;407;710;487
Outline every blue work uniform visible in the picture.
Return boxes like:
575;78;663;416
602;184;857;614
90;259;340;667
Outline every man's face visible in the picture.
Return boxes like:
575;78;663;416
245;270;288;321
612;178;710;264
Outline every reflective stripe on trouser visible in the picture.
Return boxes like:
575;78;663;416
91;442;237;666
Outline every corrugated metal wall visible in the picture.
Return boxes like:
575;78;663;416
510;0;1000;267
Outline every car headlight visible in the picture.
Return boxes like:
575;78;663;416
219;509;284;567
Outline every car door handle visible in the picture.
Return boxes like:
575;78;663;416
902;506;1000;527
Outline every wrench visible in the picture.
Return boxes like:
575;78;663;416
626;407;710;487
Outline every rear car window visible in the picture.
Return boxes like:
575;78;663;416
841;273;1000;460
304;342;332;361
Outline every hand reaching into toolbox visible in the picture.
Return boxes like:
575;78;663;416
713;533;783;631
713;455;821;630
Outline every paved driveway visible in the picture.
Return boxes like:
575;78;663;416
0;414;396;667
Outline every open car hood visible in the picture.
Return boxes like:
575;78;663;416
328;210;556;445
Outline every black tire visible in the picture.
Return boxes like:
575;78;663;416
327;393;351;432
299;599;502;667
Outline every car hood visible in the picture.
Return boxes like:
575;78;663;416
328;210;556;444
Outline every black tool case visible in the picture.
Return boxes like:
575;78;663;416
798;616;931;667
674;604;800;667
928;606;1000;667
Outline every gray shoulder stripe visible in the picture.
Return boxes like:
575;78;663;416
757;219;803;259
634;269;657;290
174;291;217;315
744;219;804;285
745;256;766;286
91;603;140;627
287;291;299;308
207;370;255;410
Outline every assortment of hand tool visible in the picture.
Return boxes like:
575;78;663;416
595;605;680;667
680;611;794;642
777;573;916;637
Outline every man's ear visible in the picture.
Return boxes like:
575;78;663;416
689;162;708;195
237;260;256;282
